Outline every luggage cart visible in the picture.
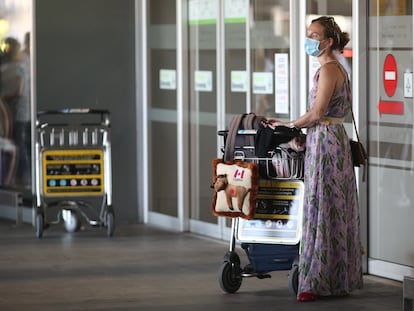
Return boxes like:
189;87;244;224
34;109;114;238
217;128;304;295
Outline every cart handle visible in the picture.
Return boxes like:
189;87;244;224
37;109;110;126
218;127;301;136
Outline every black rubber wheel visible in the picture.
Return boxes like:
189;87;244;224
106;212;115;237
63;210;81;233
288;263;299;295
35;213;44;239
218;261;242;294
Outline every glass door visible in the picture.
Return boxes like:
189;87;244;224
0;1;32;223
147;0;179;223
249;1;291;120
146;0;302;239
0;1;32;191
188;0;297;239
187;0;221;237
367;0;414;280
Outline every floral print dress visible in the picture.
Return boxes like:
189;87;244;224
297;61;363;297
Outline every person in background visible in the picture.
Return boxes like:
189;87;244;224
274;16;363;302
1;36;31;188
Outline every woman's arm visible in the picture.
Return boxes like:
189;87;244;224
279;63;341;129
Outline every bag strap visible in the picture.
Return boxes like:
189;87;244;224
342;65;368;181
336;62;357;139
350;109;361;143
350;101;368;181
243;113;256;148
224;114;245;161
341;62;361;144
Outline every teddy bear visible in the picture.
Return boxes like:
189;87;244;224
211;174;251;211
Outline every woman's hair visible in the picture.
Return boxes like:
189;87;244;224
312;16;350;52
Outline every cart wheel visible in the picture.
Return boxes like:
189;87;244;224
288;262;299;295
35;213;44;239
63;210;80;233
106;212;115;237
219;261;242;294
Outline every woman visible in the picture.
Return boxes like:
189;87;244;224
276;16;363;301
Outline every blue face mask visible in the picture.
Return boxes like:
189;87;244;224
304;37;325;57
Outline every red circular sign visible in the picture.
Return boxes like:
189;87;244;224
383;54;398;97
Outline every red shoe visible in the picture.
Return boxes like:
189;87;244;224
297;292;319;302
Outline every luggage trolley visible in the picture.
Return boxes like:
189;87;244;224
34;109;114;238
217;127;304;295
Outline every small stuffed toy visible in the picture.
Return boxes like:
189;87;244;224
210;159;258;219
211;174;251;211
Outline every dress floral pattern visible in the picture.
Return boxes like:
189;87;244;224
297;61;363;297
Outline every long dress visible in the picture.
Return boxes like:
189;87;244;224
297;61;363;297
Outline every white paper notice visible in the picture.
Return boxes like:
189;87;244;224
252;72;273;94
274;53;289;114
159;69;176;90
195;70;213;92
231;71;248;92
224;0;248;23
188;0;217;24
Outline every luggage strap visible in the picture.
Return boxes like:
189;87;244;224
224;114;244;161
224;113;258;161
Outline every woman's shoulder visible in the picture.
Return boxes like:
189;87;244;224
319;61;346;81
320;60;340;72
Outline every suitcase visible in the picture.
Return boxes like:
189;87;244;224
241;243;299;273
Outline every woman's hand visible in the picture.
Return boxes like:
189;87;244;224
262;119;287;129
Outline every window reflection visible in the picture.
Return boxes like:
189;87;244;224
250;0;290;119
0;0;31;191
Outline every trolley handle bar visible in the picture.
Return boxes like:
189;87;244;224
37;109;110;127
218;129;256;136
218;127;301;137
38;108;109;115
